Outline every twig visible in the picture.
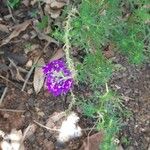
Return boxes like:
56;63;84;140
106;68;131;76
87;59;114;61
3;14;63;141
33;120;59;131
0;75;22;90
34;120;97;132
0;108;25;113
19;124;34;150
21;55;41;91
0;87;8;105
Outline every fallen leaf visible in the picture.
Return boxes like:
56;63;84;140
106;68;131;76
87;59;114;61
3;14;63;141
33;25;59;45
44;0;69;18
44;5;61;19
1;20;31;46
50;1;66;9
33;57;45;94
79;132;103;150
22;0;30;7
46;111;66;128
8;58;25;82
0;24;9;33
49;48;64;62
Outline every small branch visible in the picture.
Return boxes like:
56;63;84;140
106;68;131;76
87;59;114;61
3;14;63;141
21;55;41;91
33;120;59;132
0;87;8;105
0;108;25;113
0;75;22;90
33;120;97;132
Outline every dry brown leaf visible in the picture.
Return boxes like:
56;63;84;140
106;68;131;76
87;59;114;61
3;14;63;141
33;25;59;44
1;20;31;46
33;57;45;94
79;132;103;150
0;24;9;33
43;0;54;4
8;58;26;82
22;0;30;6
49;48;64;62
51;1;66;9
46;111;66;128
45;6;61;19
44;0;68;18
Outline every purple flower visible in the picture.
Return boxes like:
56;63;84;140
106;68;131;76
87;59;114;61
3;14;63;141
43;59;73;96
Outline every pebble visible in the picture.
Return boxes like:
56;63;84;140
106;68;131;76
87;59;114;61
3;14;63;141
24;111;31;118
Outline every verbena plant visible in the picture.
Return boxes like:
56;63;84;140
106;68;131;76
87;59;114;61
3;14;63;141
51;0;149;149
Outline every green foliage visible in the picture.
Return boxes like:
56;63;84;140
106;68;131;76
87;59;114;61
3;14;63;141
111;0;149;64
96;90;122;150
36;16;49;30
69;0;121;50
81;102;97;117
78;89;123;150
51;0;148;149
53;0;149;64
121;136;131;146
7;0;21;9
77;51;113;87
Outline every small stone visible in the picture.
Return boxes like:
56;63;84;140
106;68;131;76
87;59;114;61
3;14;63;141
24;111;31;118
27;88;33;95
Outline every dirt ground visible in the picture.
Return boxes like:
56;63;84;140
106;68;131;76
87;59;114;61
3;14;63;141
0;1;150;150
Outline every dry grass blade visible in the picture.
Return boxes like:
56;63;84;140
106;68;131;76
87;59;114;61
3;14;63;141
1;20;31;46
0;108;25;113
0;87;8;105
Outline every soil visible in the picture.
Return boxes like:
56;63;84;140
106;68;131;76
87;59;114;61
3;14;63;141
110;56;150;150
0;1;150;150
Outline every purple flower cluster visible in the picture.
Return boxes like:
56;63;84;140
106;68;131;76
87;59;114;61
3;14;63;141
43;59;73;96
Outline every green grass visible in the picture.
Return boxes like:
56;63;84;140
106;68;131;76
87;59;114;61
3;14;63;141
7;0;21;9
36;15;49;30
